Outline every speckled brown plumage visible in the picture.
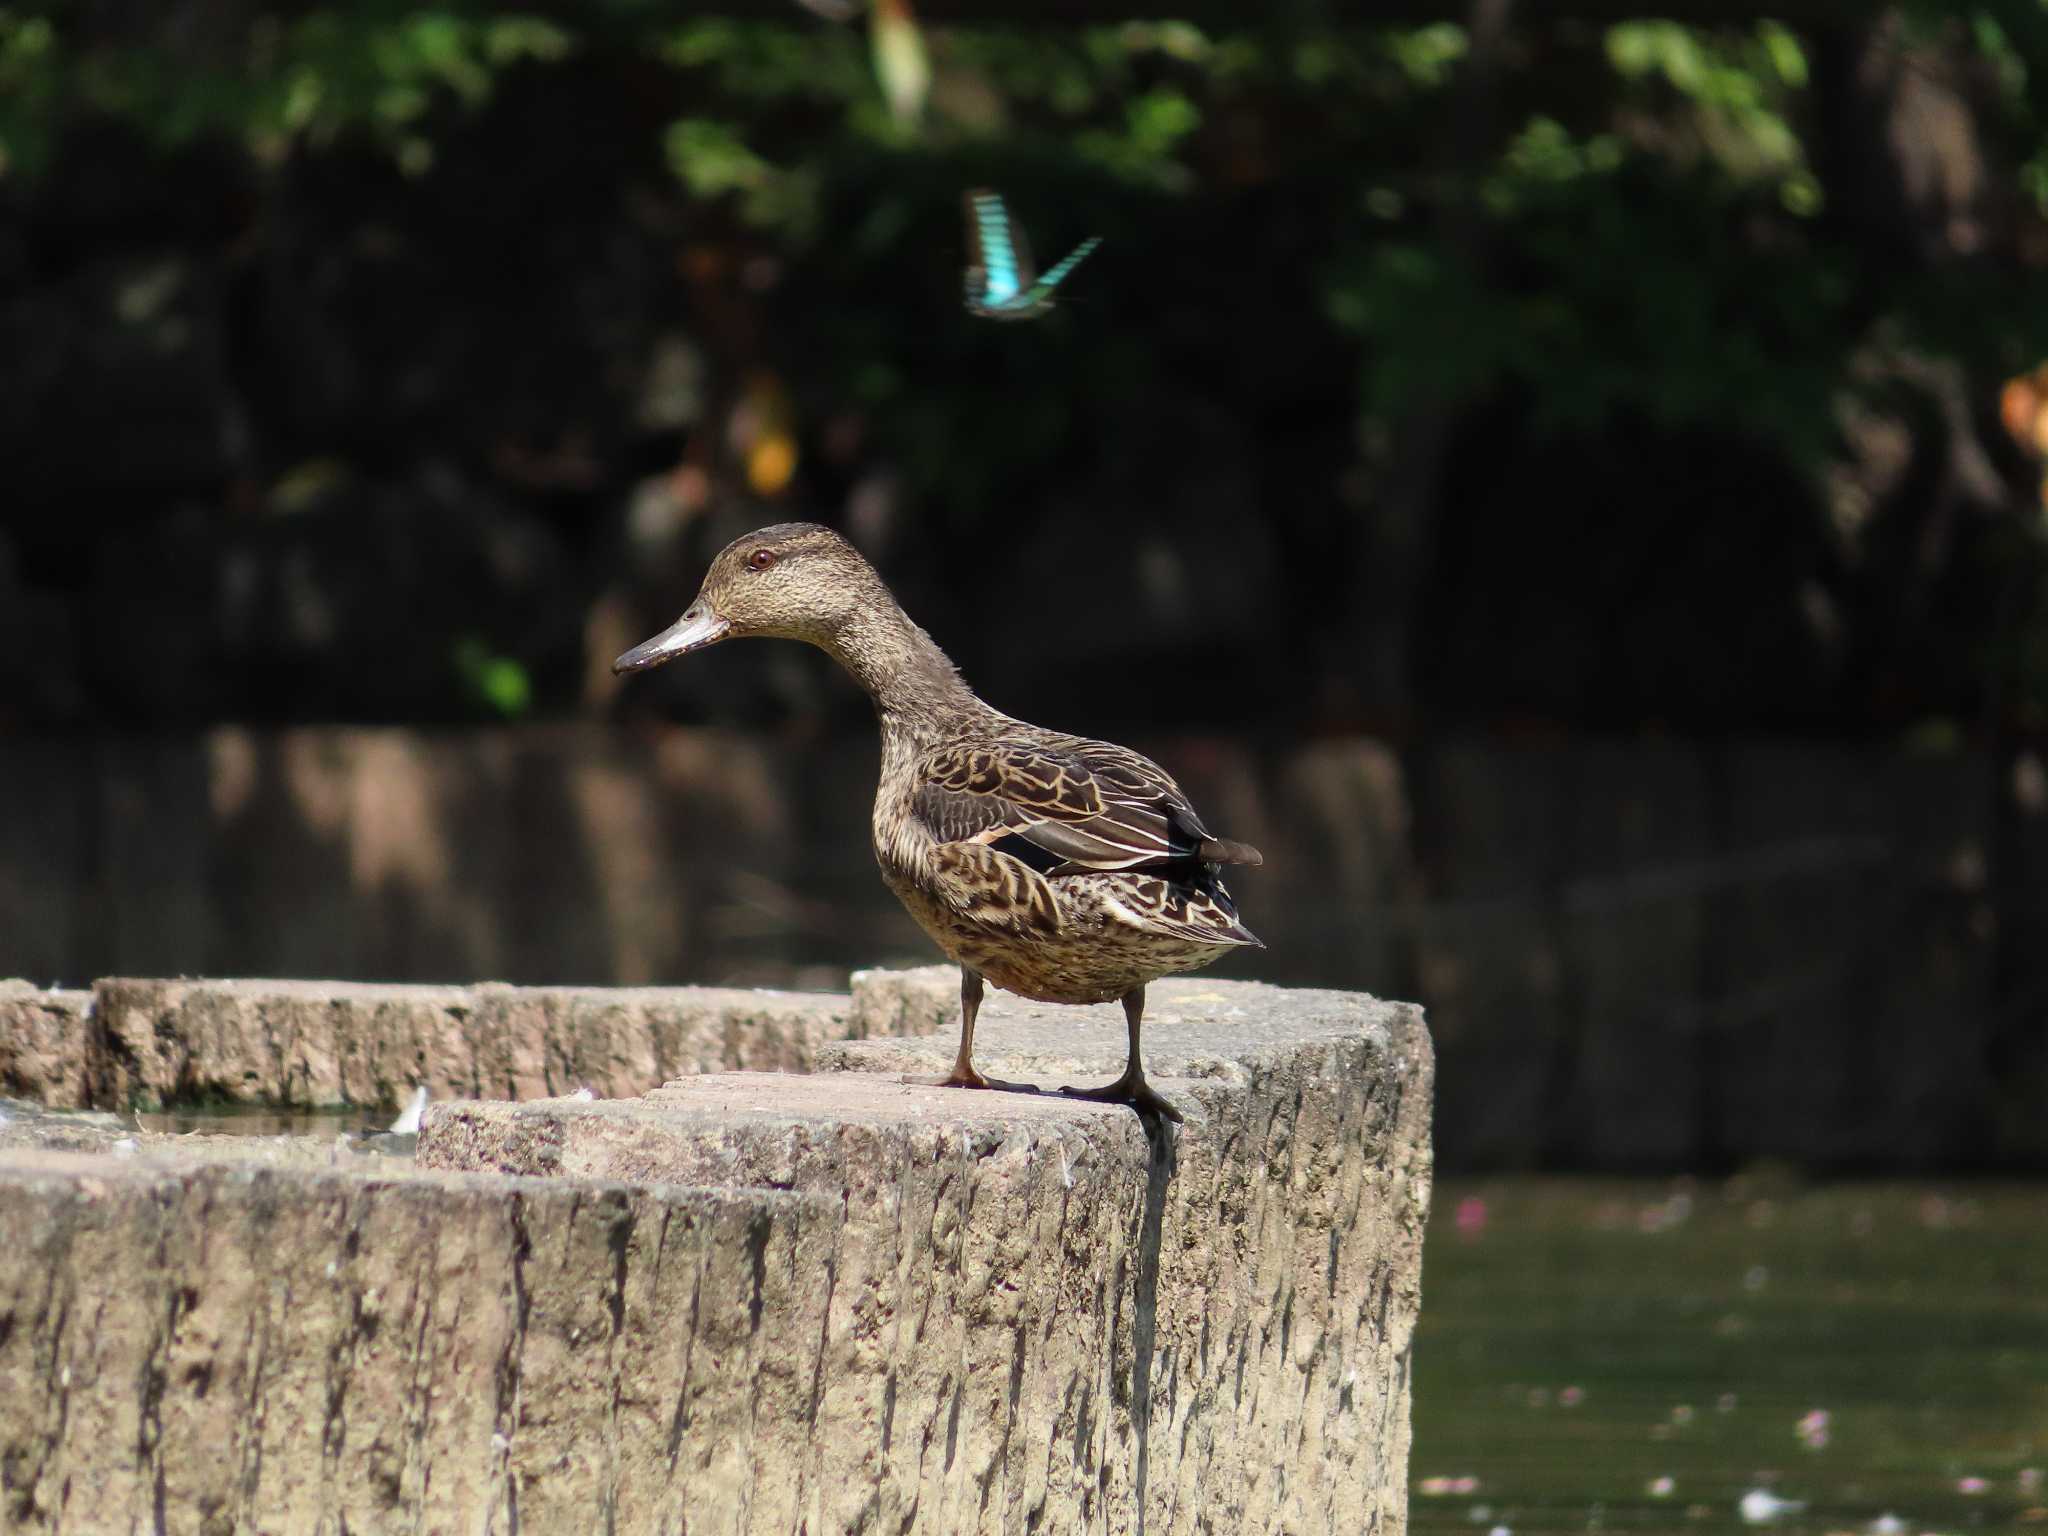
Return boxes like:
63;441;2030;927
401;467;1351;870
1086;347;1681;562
613;522;1264;1121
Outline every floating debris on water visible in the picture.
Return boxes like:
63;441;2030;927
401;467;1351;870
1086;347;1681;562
1739;1489;1806;1525
1640;1191;1694;1232
1418;1476;1482;1497
1796;1409;1830;1450
389;1085;428;1135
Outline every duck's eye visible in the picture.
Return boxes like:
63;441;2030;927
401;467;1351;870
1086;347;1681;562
747;548;778;572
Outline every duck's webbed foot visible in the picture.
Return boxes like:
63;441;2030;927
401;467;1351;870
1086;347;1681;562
1057;1070;1184;1125
901;1064;995;1090
900;1066;1043;1094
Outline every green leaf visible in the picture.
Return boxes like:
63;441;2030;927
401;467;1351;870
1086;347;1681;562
664;117;771;195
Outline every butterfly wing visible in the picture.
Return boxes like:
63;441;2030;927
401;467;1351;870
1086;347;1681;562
964;189;1029;309
1024;235;1101;303
961;191;990;308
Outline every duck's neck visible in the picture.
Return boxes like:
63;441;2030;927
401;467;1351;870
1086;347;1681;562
822;597;984;744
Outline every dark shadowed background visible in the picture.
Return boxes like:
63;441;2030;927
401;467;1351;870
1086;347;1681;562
4;0;2047;1172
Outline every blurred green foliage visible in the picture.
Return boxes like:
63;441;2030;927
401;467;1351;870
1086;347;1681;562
5;2;2048;732
6;2;2043;454
453;635;533;717
0;6;574;175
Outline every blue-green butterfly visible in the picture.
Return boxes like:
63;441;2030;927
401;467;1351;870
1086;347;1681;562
963;189;1101;321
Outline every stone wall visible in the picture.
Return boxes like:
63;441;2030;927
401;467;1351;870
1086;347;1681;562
0;972;1432;1535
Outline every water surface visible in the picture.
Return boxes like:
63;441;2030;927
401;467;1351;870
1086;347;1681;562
1413;1179;2048;1536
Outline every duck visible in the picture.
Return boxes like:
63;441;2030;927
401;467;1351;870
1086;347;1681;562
613;522;1263;1122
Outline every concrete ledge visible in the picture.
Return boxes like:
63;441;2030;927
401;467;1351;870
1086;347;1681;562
78;977;865;1110
423;981;1434;1534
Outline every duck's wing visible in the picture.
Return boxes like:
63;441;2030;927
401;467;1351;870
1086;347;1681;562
913;738;1262;875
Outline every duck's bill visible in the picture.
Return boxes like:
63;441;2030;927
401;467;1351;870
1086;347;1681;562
612;607;731;673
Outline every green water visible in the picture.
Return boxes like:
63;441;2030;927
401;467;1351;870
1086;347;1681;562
1412;1180;2048;1536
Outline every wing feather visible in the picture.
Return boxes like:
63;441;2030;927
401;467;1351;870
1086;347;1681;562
928;841;1063;938
913;735;1254;876
1097;869;1263;948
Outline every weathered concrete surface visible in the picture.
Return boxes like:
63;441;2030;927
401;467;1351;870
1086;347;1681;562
0;1151;838;1533
0;985;93;1108
424;980;1434;1536
81;976;863;1110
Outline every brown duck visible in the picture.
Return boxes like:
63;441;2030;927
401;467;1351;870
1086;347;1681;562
614;523;1263;1121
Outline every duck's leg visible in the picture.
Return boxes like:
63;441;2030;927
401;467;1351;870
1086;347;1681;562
1058;986;1183;1124
901;966;995;1090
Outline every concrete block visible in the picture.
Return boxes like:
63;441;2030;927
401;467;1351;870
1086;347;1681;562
90;977;477;1109
424;980;1433;1535
0;1154;836;1533
463;982;857;1100
0;985;93;1109
86;978;858;1110
0;977;1431;1534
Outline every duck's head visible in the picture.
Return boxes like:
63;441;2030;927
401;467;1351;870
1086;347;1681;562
613;522;882;674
